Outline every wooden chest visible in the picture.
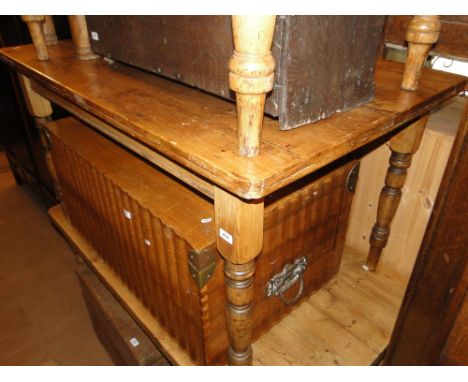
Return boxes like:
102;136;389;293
46;116;356;365
85;16;385;130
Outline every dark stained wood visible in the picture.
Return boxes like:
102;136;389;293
384;16;468;61
85;16;384;130
273;16;385;130
439;289;468;365
0;41;465;200
224;260;255;366
46;116;355;365
77;263;170;366
366;115;429;271
384;98;468;365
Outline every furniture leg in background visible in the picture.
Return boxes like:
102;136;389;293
21;16;49;60
384;95;468;365
366;15;441;271
68;16;99;60
43;16;58;46
366;115;429;271
401;15;441;91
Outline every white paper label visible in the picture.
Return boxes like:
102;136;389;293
200;217;212;224
129;337;140;347
123;209;133;220
91;31;99;41
219;228;233;245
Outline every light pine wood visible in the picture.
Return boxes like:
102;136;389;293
68;16;98;60
229;16;276;157
1;42;464;200
214;187;264;264
366;115;430;271
30;80;215;199
253;248;406;365
43;16;58;46
21;16;48;60
401;16;441;91
50;204;407;366
17;74;53;118
346;97;465;279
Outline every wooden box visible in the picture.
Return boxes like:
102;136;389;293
76;262;170;366
46;116;357;365
85;16;385;130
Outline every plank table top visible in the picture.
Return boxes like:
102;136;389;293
1;41;465;199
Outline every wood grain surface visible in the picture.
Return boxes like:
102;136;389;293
384;16;468;61
346;96;466;279
46;116;356;364
0;41;465;200
384;93;468;365
51;203;406;366
85;16;384;130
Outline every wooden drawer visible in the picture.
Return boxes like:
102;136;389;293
77;262;170;366
85;16;385;130
46;116;356;364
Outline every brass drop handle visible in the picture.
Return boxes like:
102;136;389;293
265;256;308;306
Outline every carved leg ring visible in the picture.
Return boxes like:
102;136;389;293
366;151;412;271
365;116;429;271
224;260;255;366
229;15;276;157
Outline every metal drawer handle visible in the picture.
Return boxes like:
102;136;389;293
265;256;308;305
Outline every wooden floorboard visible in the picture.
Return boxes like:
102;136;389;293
252;250;406;365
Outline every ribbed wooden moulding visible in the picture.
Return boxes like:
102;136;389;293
47;117;355;365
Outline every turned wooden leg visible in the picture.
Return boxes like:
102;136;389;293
229;16;276;157
365;115;429;271
401;16;441;92
214;187;264;365
43;16;58;46
21;16;49;60
17;74;62;201
225;260;255;365
68;16;99;60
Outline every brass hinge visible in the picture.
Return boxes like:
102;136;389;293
187;248;218;289
346;162;360;193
